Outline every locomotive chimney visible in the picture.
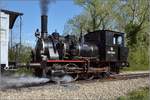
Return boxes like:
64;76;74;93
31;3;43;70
41;15;48;38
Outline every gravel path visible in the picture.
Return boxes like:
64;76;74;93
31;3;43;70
0;77;149;100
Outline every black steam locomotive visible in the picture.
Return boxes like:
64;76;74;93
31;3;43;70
31;15;129;80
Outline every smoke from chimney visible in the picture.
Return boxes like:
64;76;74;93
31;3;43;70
40;0;55;15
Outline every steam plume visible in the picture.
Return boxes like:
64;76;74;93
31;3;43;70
0;75;50;89
40;0;55;15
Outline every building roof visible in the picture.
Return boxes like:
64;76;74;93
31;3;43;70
0;9;23;29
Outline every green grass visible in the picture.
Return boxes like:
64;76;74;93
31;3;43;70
117;87;149;100
122;65;149;71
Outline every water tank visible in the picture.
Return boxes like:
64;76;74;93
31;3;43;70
0;11;9;67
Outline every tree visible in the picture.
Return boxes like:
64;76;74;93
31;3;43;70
111;0;150;69
64;0;118;36
74;0;115;31
64;13;88;36
112;0;150;47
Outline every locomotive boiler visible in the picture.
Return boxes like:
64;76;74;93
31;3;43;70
31;14;129;80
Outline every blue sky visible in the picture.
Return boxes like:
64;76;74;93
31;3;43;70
0;0;82;46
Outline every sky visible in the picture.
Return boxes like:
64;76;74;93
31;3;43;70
0;0;83;46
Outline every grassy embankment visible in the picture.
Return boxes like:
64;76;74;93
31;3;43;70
117;87;149;100
122;65;149;71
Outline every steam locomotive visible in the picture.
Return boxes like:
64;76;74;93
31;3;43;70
31;15;129;80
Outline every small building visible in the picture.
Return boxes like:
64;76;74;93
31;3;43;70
0;9;23;68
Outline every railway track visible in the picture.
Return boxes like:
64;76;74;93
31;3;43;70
111;72;149;80
0;72;149;90
74;72;149;85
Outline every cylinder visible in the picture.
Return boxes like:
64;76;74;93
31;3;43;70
77;44;99;57
41;15;48;38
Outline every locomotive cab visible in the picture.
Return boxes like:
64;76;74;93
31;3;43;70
84;30;129;67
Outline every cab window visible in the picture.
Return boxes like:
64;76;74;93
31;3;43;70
113;34;123;46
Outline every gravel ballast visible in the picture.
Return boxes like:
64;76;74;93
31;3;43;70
0;77;149;100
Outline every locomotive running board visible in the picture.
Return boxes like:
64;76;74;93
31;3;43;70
47;60;86;63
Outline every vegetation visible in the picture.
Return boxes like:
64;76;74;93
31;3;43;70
64;0;150;71
9;44;32;63
15;67;33;76
117;87;149;100
9;44;33;75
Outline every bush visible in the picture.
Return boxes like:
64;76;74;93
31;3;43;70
122;43;149;71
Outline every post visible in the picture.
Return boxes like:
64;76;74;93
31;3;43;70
19;16;22;63
10;29;12;49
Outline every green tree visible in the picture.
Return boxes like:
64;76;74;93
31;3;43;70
112;0;150;47
64;13;88;36
112;0;150;70
64;0;118;36
74;0;118;31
